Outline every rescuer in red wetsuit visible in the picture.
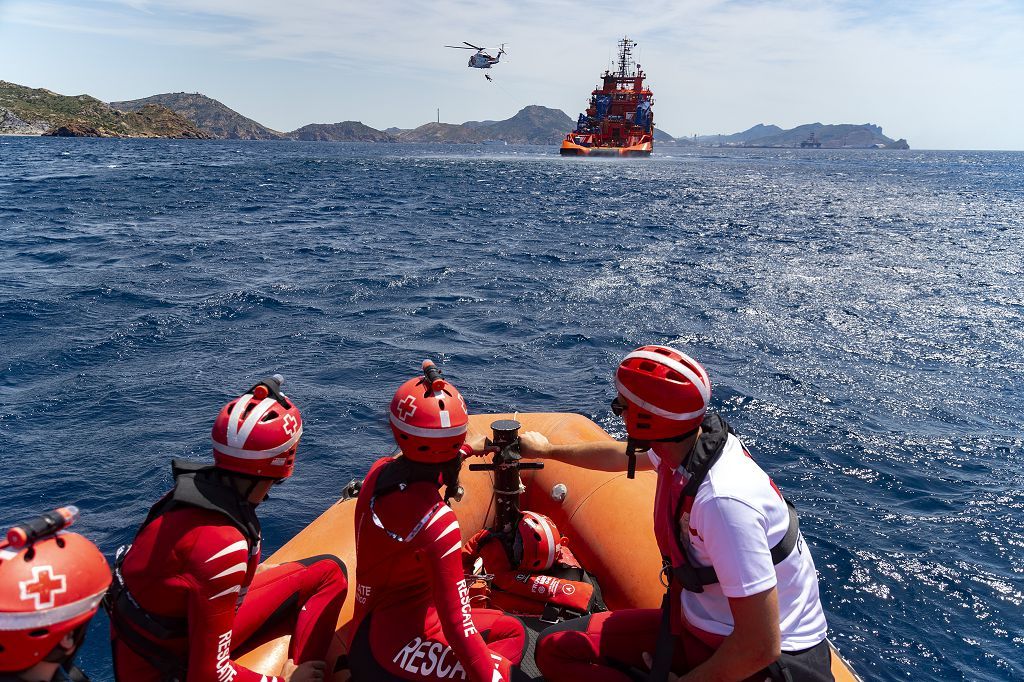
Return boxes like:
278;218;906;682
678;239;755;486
1;507;112;682
347;361;526;682
108;375;348;682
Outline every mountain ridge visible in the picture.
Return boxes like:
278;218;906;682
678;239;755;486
1;81;910;148
111;92;285;140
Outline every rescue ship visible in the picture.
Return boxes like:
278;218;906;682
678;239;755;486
236;413;865;681
560;37;655;157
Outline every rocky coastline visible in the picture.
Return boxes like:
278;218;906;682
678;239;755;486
1;80;912;149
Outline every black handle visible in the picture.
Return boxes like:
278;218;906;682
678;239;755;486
468;461;544;472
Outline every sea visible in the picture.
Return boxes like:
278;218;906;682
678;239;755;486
1;138;1022;681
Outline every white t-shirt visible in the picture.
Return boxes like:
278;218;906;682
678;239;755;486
648;435;828;651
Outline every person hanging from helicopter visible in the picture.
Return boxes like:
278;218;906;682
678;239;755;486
0;506;112;682
107;375;348;682
347;361;527;682
444;42;507;81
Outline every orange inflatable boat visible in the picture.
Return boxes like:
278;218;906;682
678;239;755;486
236;412;863;681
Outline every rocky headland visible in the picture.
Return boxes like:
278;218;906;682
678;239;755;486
110;92;286;140
1;81;210;138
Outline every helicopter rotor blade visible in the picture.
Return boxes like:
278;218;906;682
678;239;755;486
463;41;484;50
445;45;475;49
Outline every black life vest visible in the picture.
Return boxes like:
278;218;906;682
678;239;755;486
663;415;801;593
105;460;261;682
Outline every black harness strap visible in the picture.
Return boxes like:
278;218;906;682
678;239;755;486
646;592;676;682
648;415;804;681
669;416;802;593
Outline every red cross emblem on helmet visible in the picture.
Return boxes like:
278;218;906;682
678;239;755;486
18;566;67;610
396;394;418;421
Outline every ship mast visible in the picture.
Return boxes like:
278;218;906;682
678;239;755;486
616;37;637;78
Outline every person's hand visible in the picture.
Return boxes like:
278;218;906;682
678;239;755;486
518;431;551;458
281;659;326;682
254;562;278;575
642;652;681;681
462;434;497;457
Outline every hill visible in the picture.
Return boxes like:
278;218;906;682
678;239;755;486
695;123;783;145
399;106;574;144
0;81;211;138
695;122;909;149
110;92;285;140
653;127;677;143
746;123;909;149
477;106;574;144
398;122;486;143
288;121;394;142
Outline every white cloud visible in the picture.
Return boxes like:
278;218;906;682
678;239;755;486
3;0;1023;147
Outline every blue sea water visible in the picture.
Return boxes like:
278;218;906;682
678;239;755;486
1;138;1022;681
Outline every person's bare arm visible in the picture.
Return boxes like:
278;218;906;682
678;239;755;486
680;587;782;681
518;431;654;472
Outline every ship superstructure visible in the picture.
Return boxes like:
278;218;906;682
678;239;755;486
560;37;654;156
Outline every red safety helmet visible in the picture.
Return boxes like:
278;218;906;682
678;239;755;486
389;363;469;464
0;531;112;671
614;345;711;440
212;375;303;479
516;511;560;571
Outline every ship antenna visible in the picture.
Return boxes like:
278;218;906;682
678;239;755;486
617;36;637;78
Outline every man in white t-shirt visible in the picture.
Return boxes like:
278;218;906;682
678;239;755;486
524;345;833;682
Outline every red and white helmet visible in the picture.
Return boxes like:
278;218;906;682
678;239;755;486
516;511;560;571
614;345;711;440
212;375;303;479
0;524;111;671
389;361;469;464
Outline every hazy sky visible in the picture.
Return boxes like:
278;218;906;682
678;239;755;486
2;0;1022;149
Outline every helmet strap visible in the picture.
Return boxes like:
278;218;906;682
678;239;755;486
439;457;464;504
625;425;701;478
624;438;650;479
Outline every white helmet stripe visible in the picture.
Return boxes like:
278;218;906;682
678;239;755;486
214;426;302;460
389;412;467;439
615;379;707;422
622;348;711;405
0;589;106;631
524;512;556;569
226;396;279;449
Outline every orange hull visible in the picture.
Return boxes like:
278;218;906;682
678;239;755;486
560;138;653;157
237;413;862;681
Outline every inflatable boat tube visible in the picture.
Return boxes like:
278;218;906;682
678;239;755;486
235;412;863;681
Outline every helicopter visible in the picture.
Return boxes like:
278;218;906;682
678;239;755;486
445;41;507;76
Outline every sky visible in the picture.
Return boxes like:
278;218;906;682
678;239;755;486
1;0;1022;149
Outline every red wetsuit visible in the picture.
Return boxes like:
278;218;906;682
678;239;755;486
348;457;526;682
110;464;348;682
